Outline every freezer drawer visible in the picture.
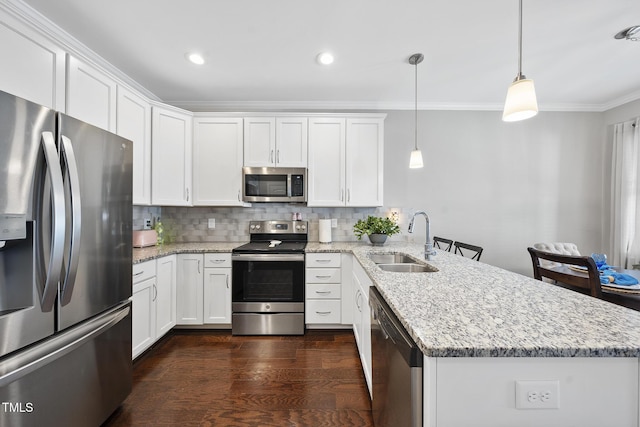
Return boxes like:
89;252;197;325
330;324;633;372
0;302;132;427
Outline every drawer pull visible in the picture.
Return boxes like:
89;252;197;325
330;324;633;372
133;271;144;277
209;259;226;264
315;275;332;279
315;259;332;263
315;311;332;315
315;290;332;294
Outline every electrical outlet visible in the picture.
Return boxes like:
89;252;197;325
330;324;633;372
208;218;215;229
515;380;559;409
331;218;338;228
144;218;152;230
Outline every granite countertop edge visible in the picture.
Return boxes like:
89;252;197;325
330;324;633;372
134;241;640;358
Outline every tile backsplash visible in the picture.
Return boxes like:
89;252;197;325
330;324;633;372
133;205;418;243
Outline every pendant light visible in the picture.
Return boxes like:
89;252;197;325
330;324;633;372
502;0;538;122
409;53;424;168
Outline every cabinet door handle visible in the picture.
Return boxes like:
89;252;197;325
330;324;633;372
185;187;190;202
276;149;280;164
197;260;201;274
226;275;229;289
341;189;344;202
133;271;144;277
238;190;241;202
270;149;274;163
152;283;157;302
347;189;350;203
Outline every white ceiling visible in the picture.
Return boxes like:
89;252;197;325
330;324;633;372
20;0;640;111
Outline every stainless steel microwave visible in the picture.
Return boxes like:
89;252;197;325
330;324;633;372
242;167;307;203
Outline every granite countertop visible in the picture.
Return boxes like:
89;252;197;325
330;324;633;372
133;242;245;263
344;242;640;358
134;240;640;358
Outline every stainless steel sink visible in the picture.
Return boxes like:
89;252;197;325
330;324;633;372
377;263;438;273
369;253;416;264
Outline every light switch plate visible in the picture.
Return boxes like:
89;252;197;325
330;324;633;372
208;218;215;229
331;218;338;228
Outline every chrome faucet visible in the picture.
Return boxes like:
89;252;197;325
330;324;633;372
408;211;436;261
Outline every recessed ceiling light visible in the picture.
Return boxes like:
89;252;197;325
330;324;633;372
316;52;334;65
186;52;205;65
614;26;640;41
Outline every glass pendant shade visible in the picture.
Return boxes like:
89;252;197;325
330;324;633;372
502;77;538;122
409;149;424;168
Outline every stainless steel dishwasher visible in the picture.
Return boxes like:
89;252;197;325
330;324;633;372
369;287;423;427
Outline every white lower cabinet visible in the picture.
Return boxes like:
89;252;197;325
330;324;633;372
203;253;232;324
305;253;342;325
352;258;372;396
177;253;232;325
131;255;176;359
176;254;204;324
155;255;177;337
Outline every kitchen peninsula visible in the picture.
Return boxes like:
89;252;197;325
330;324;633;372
135;241;640;427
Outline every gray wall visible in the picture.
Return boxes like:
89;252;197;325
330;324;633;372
383;109;606;275
135;101;640;276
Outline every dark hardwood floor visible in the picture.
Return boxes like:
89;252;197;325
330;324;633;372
103;330;373;427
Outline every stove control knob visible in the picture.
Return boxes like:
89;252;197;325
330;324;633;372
250;224;256;230
255;224;261;230
296;225;301;230
301;224;306;230
265;304;271;311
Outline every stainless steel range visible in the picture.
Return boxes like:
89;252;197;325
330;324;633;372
232;220;308;335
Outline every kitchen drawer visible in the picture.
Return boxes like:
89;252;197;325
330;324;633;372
306;253;341;268
204;253;232;268
133;260;156;284
306;283;341;299
305;299;341;324
306;268;341;284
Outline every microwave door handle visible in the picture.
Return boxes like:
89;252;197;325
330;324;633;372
59;135;82;306
287;173;291;198
38;132;65;312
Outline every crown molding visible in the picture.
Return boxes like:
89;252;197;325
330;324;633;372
0;0;161;102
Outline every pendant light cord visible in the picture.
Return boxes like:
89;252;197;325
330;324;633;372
414;59;418;150
517;0;523;79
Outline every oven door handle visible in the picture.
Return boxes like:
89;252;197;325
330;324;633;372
232;253;304;262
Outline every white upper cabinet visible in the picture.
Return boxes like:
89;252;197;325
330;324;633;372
345;118;384;206
116;86;152;205
275;117;308;167
151;105;193;206
193;117;245;206
307;117;346;206
0;11;65;110
66;55;117;132
244;117;308;167
307;116;384;207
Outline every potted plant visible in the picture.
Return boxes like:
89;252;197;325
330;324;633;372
353;215;401;246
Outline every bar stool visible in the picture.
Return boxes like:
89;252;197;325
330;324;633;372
453;241;483;261
433;236;453;252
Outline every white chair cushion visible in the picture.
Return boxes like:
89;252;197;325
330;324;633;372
533;242;581;256
532;242;582;276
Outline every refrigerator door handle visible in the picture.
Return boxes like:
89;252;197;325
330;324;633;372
59;135;82;306
39;131;65;312
0;303;130;388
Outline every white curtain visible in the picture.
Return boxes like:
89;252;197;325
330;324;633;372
610;117;640;268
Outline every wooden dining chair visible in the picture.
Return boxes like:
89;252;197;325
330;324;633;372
527;247;602;298
433;236;453;252
453;241;483;261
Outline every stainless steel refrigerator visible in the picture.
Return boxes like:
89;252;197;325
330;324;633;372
0;90;133;426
